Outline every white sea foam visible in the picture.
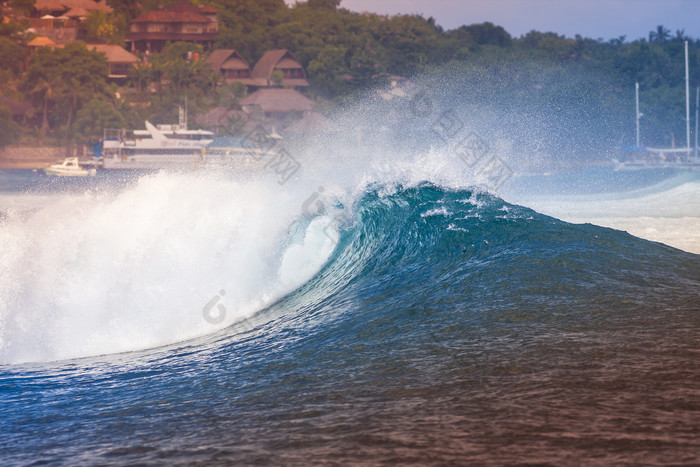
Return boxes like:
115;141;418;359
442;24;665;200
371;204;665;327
0;172;337;364
421;206;452;217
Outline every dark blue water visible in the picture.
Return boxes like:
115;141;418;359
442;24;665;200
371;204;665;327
1;181;699;465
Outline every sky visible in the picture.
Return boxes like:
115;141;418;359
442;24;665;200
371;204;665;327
291;0;700;42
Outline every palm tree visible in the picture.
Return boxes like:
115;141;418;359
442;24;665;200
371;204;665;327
129;62;152;95
31;77;55;138
649;25;670;44
65;77;80;130
673;29;688;43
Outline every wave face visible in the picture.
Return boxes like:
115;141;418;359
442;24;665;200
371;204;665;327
2;176;699;465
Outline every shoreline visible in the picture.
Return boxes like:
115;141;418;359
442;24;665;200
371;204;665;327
0;162;51;169
0;147;70;169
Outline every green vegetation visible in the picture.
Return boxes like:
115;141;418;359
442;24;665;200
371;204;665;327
85;10;128;45
0;36;26;83
0;102;21;148
73;96;125;141
0;0;698;154
20;43;113;141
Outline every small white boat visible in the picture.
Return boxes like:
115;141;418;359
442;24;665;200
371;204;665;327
43;157;96;176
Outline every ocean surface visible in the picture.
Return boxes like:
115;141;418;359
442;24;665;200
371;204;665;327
1;166;699;465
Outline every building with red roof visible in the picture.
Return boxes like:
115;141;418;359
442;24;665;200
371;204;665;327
250;50;309;88
240;88;314;120
88;44;140;82
205;50;255;85
125;1;218;53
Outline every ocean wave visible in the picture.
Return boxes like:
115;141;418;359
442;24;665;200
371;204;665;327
1;175;698;365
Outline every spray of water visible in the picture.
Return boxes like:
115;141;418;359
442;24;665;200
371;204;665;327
0;172;339;363
2;64;697;364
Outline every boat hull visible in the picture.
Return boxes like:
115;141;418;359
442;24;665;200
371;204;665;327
43;167;94;176
42;158;97;176
101;147;266;170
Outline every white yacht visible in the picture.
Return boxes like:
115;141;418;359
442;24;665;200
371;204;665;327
101;120;216;170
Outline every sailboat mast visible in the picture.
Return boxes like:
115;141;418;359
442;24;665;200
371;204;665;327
635;81;641;147
695;87;700;158
685;41;690;152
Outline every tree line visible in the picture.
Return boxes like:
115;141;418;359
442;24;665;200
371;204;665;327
0;0;698;153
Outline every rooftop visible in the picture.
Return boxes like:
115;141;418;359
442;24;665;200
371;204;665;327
240;88;314;113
